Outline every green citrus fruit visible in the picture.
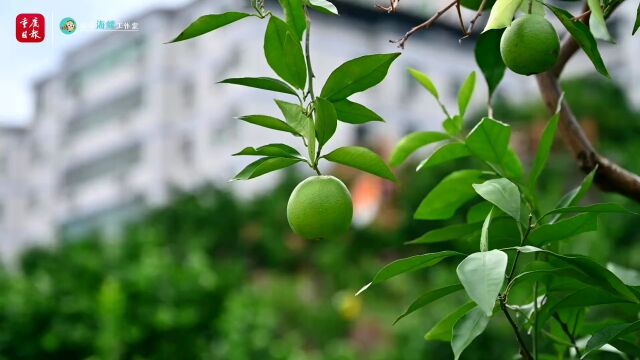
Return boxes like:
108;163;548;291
461;0;496;11
287;175;353;239
500;15;560;75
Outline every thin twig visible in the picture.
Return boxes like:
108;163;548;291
572;9;591;21
500;298;534;360
461;0;489;40
553;313;583;358
391;0;457;49
375;0;400;13
455;0;470;39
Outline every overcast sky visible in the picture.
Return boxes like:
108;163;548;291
0;0;192;125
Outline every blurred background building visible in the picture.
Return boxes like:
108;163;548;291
0;0;637;258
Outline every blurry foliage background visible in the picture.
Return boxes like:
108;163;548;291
0;76;639;359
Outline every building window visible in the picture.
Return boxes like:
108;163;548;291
63;142;141;190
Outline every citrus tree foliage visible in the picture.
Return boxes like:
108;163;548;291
170;0;640;358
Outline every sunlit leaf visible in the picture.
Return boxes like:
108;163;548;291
233;143;304;159
278;0;307;40
587;0;613;42
307;0;339;15
457;250;508;315
606;263;640;286
389;132;449;167
472;178;521;221
458;72;476;116
466;117;511;164
408;68;439;99
321;53;401;101
324;146;396;181
415;170;484;220
332;99;384;124
275;100;312;137
452;306;492;360
169;12;251;42
394;284;463;324
417;143;471;171
484;0;524;31
479;207;494;252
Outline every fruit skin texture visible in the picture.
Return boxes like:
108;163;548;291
500;15;560;75
287;176;353;239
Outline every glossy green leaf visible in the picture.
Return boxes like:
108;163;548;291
443;115;464;135
169;12;251;43
425;302;476;341
232;157;303;180
233;144;303;159
551;167;597;223
417;143;471;171
516;246;639;302
466;117;511;164
529;213;598;247
457;250;508;315
238;115;300;136
452;306;492;360
529;113;559;188
634;4;639;35
501;148;524;180
357;251;463;295
394;284;464;324
472;178;521;221
320;53;401;101
314;97;337;147
389;132;449;167
278;0;307;41
332;99;384;124
587;0;613;42
606;263;640;286
475;29;506;96
479;207;494;252
275;100;311;138
219;77;298;96
323;146;396;181
307;0;339;15
542;203;637;219
484;0;524;31
415;170;484;220
505;266;589;294
408;68;439;99
264;17;307;89
546;4;609;77
458;72;476;116
583;321;640;357
408;222;482;245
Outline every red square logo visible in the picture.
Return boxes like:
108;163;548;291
16;14;45;43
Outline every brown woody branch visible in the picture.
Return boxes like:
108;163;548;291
391;0;457;48
376;0;400;13
536;4;640;202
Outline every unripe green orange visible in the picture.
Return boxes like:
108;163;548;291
500;15;560;75
287;176;353;239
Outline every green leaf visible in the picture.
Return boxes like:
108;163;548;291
264;17;307;89
306;0;339;15
505;265;590;294
323;146;396;181
451;307;492;360
466;117;511;164
169;12;251;43
479;207;494;252
582;321;640;357
408;222;482;245
484;0;524;31
551;167;597;223
389;132;449;167
606;263;640;286
542;203;637;219
475;29;506;96
415;170;485;220
634;4;640;35
233;144;303;159
587;0;613;42
232;157;303;180
320;53;401;101
275;100;311;137
425;302;476;341
467;201;494;223
394;284;464;324
458;72;476;117
278;0;307;41
220;77;298;96
357;251;463;295
443;115;464;135
528;213;598;247
546;4;609;77
238;115;300;135
501;149;524;180
529;113;559;188
332;99;383;124
472;178;521;221
417;143;471;171
314;97;337;147
408;68;439;99
456;250;508;315
516;247;639;302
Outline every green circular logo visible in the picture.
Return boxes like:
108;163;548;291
60;18;76;34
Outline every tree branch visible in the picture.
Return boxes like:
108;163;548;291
391;0;457;48
535;3;640;202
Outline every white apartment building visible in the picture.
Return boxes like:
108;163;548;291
0;0;637;258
